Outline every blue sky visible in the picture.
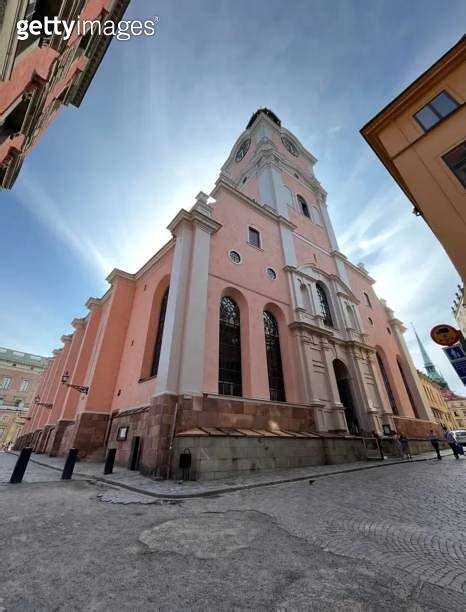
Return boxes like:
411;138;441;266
1;0;465;392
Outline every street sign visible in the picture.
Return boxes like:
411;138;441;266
431;324;461;346
442;343;466;386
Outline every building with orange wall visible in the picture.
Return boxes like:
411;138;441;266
0;0;129;189
361;36;466;287
18;109;440;479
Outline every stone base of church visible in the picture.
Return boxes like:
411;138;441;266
106;393;319;478
14;401;448;479
393;416;444;439
171;433;376;481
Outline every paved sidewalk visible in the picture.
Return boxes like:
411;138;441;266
7;449;442;498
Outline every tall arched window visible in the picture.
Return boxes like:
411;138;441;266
376;352;398;415
151;288;169;376
263;311;286;401
297;194;310;218
316;283;333;327
219;297;242;396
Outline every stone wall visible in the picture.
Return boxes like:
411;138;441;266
393;416;444;438
172;435;325;480
106;394;316;477
179;395;316;433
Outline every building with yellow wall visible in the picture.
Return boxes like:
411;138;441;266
418;370;457;430
442;389;466;429
0;407;27;447
361;37;466;288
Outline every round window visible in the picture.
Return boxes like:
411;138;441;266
266;267;277;280
229;250;242;264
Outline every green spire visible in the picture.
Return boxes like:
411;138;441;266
412;324;448;388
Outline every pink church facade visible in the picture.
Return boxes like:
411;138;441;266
18;109;439;478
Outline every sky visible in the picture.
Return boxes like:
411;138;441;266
1;0;465;393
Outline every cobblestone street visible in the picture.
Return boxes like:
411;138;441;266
2;452;466;610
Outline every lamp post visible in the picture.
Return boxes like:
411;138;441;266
61;371;89;395
34;395;53;409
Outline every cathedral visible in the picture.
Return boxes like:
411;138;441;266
18;108;439;479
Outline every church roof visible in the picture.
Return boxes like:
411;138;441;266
246;108;281;129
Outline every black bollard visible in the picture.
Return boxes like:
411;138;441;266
9;447;32;484
104;448;116;475
61;448;78;480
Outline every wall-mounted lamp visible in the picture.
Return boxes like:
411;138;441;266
34;395;53;409
61;371;89;395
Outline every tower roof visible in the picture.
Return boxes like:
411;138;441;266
413;325;448;388
246;108;281;129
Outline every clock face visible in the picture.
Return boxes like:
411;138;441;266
281;135;299;157
235;138;251;162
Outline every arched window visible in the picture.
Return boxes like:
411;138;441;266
364;292;372;308
297;194;310;218
263;311;286;401
376;352;398;415
316;283;333;327
151;288;169;376
219;297;242;396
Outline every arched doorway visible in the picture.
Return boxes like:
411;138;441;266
333;359;360;434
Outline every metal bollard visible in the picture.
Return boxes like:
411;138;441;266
9;447;32;484
61;448;78;480
104;448;116;475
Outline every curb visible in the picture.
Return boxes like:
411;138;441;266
6;451;437;500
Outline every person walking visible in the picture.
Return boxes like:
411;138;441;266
399;434;412;459
445;429;460;459
429;430;442;460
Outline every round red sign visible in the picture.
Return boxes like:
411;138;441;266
430;324;460;347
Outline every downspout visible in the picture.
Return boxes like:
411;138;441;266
166;401;179;480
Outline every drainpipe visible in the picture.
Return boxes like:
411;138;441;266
166;401;179;480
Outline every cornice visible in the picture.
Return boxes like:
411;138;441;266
85;297;102;310
72;317;86;329
361;36;466;135
389;317;406;333
288;320;335;339
106;268;135;285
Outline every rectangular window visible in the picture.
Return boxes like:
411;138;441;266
248;227;261;248
443;141;466;188
414;91;459;131
20;379;29;392
0;377;11;390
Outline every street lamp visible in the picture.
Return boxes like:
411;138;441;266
61;371;89;395
34;395;53;409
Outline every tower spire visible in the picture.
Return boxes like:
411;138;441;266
412;324;448;388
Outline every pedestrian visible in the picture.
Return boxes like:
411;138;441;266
444;429;460;459
399;434;411;459
429;430;442;460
